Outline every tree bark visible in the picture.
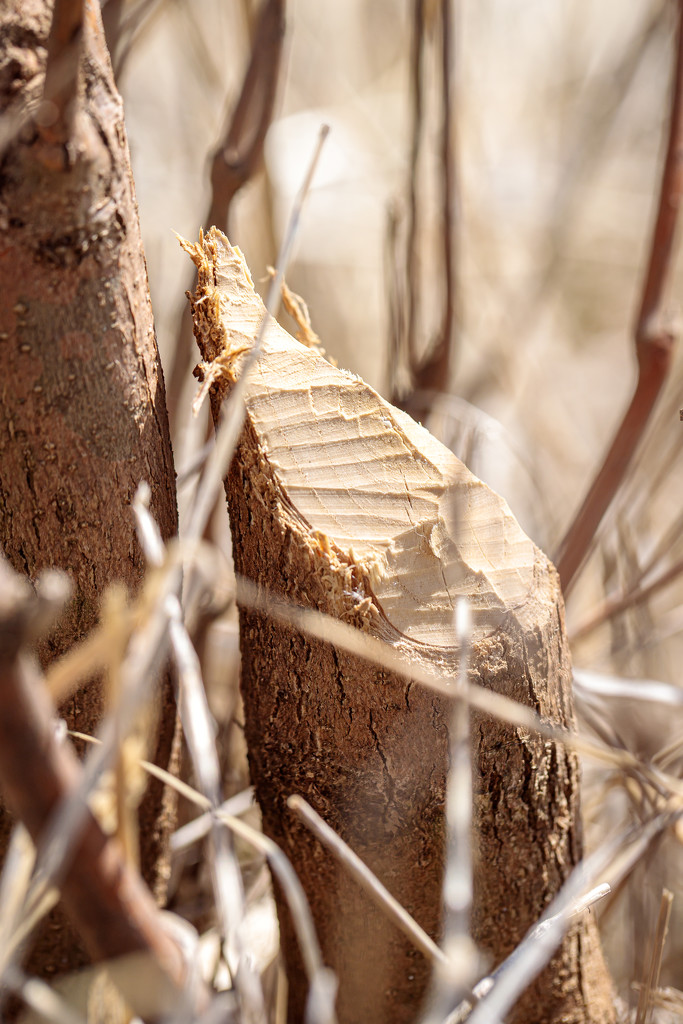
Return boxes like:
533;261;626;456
185;229;616;1024
0;0;178;983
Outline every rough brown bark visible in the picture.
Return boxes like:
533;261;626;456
0;0;178;983
185;230;616;1024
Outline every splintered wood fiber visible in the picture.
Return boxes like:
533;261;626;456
183;229;616;1024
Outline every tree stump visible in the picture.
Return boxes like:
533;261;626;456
184;228;615;1024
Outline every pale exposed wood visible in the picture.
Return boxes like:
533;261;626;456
185;228;616;1024
185;231;538;648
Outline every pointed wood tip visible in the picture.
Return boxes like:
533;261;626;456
185;229;556;649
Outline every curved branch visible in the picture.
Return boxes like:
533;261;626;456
556;2;683;595
208;0;286;228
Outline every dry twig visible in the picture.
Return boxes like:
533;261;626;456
396;0;458;403
180;124;328;543
635;889;674;1024
77;734;338;1024
0;557;205;1022
207;0;285;230
571;553;683;641
133;488;266;1024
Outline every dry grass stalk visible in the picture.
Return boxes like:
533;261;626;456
132;488;267;1024
77;731;338;1024
180;123;328;547
634;888;674;1024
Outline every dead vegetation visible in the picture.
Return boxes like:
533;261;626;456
2;1;683;1023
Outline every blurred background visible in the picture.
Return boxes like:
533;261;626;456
102;0;683;1008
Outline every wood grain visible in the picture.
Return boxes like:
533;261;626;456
185;228;616;1024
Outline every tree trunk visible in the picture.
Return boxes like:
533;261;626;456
185;228;615;1024
0;0;178;982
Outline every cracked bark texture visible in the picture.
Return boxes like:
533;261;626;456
185;229;616;1024
0;0;178;985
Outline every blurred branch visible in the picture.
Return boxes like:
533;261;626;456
402;0;426;401
107;0;166;80
0;557;204;1021
39;0;84;150
464;4;665;406
167;0;285;429
393;0;459;405
571;553;683;642
208;0;285;228
385;203;408;396
440;0;457;367
557;4;683;598
100;0;126;60
556;1;683;594
413;0;457;394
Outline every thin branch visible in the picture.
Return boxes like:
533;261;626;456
232;574;680;796
615;503;683;604
637;983;683;1016
462;812;668;1024
0;558;206;1021
208;0;285;228
100;0;126;62
170;788;253;853
446;887;613;1024
167;0;286;428
556;1;683;594
385;203;408;399
412;0;458;394
78;734;338;1024
217;810;338;1024
181;124;329;544
133;489;266;1024
571;553;683;641
462;4;666;406
108;0;166;80
423;598;479;1023
39;0;84;147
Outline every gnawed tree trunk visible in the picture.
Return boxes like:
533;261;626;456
0;0;178;983
184;229;615;1024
